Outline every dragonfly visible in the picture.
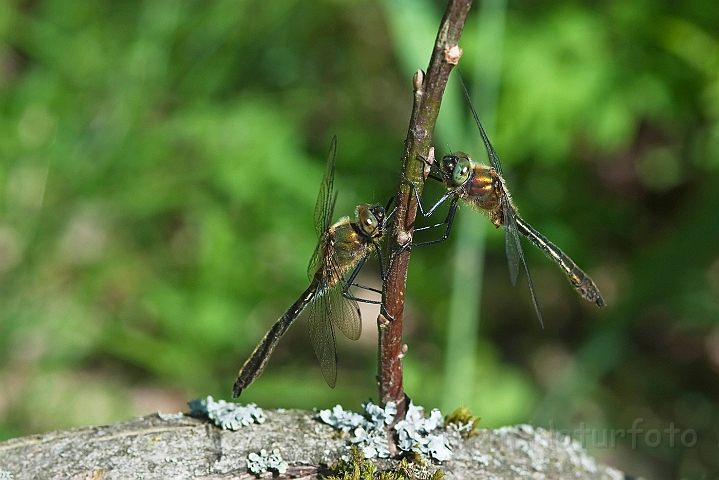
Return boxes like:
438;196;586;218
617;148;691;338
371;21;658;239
408;74;605;326
233;136;391;397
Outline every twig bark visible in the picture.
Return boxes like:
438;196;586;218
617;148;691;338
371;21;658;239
379;0;473;423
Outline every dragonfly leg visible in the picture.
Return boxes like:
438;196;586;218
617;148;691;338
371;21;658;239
384;195;396;216
342;280;395;320
372;241;390;282
342;255;397;321
401;173;453;219
341;242;389;294
408;195;460;248
342;256;382;304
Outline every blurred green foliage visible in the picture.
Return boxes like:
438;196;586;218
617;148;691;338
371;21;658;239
1;0;718;477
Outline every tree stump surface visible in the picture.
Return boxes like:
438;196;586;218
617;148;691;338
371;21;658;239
0;409;626;479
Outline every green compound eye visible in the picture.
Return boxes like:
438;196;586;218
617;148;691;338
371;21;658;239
358;207;379;236
453;157;471;185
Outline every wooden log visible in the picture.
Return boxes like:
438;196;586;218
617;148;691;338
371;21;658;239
0;409;625;479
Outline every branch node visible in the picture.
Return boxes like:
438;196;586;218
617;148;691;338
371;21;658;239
396;230;412;247
444;44;463;65
423;146;436;180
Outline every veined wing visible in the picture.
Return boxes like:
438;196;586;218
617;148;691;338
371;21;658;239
502;192;521;287
326;251;362;341
307;234;326;280
307;246;363;388
459;72;544;326
314;136;338;237
502;193;544;327
458;72;520;289
458;71;505;176
308;279;339;388
308;137;339;279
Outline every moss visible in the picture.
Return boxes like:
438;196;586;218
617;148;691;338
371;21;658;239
444;406;481;437
325;448;445;480
325;446;376;480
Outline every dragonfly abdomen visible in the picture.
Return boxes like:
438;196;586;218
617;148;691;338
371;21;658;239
233;279;318;397
514;216;605;307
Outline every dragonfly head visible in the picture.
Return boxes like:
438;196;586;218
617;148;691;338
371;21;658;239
441;152;472;187
356;204;386;239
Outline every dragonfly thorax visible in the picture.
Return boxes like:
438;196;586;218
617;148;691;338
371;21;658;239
466;164;502;213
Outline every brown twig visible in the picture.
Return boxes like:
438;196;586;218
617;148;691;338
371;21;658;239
379;0;473;426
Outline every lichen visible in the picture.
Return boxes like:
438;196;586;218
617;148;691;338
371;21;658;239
395;403;452;462
318;402;393;458
246;448;288;475
157;411;184;421
317;401;452;462
188;396;265;430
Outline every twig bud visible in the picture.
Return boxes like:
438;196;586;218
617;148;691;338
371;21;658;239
413;69;425;91
444;44;463;65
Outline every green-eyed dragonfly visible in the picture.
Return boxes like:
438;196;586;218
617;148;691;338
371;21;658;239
233;136;391;397
409;74;605;326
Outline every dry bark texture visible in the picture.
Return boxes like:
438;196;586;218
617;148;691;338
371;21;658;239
0;410;626;479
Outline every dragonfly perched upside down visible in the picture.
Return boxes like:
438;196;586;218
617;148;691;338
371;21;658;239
233;136;391;397
409;74;605;326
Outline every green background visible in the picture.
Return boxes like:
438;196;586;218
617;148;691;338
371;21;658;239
1;0;718;477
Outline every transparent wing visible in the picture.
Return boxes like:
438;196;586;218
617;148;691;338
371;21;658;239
503;197;544;326
461;70;516;277
502;195;521;287
458;71;505;176
314;136;338;238
460;71;544;326
484;137;504;176
307;236;325;279
327;253;362;341
332;285;362;341
308;282;338;388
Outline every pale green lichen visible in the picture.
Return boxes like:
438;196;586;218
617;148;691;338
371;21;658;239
246;448;288;475
188;396;265;430
317;401;452;462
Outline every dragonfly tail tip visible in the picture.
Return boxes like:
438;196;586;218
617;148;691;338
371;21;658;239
232;382;243;398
